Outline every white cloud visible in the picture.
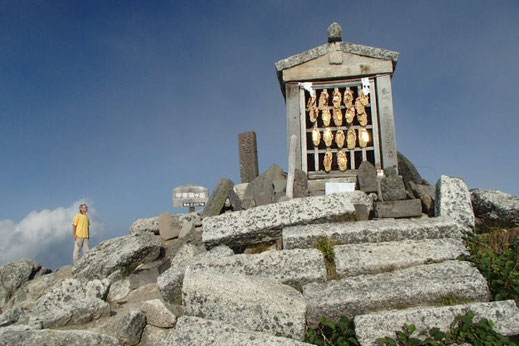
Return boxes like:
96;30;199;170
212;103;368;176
0;199;104;267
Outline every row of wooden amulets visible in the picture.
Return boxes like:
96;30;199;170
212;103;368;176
307;88;370;126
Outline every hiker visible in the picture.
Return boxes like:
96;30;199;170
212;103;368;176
73;203;90;265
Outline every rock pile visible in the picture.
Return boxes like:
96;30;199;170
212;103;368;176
1;172;518;345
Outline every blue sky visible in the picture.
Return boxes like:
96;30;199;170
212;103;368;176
1;0;518;269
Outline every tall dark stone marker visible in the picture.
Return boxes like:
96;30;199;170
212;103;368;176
239;131;259;183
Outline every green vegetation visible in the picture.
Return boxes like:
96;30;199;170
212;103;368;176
376;310;517;345
460;227;518;303
305;316;359;346
315;237;340;280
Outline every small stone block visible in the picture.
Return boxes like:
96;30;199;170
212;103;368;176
159;213;181;240
374;199;422;218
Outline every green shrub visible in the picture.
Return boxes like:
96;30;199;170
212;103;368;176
305;316;359;346
315;237;341;280
460;227;518;303
376;310;517;345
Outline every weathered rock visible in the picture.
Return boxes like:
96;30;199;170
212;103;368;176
187;248;326;288
471;189;519;227
0;306;25;327
178;212;202;227
130;216;159;235
0;328;121;346
27;278;110;328
128;258;170;290
374;199;422;218
159;213;181;240
435;175;475;229
242;164;285;208
0;258;45;308
201;178;235;217
358;161;378;193
233;183;248;201
107;278;131;302
334;238;468;277
158;245;234;304
273;178;287;201
293;169;308;198
122;283;163;303
203;191;371;249
355;300;519;345
283;216;465;249
113;310;146;345
397;152;423;186
228;188;244;211
409;181;436;216
380;175;407;201
140;298;177;328
303;260;489;326
141;324;170;345
72;233;162;282
162;316;309;346
178;219;195;239
182;271;306;340
3;265;72;311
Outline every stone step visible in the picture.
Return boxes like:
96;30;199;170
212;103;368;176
334;238;469;277
354;300;519;345
182;270;306;341
162;316;309;345
203;191;371;249
303;260;489;327
187;248;327;288
283;216;465;249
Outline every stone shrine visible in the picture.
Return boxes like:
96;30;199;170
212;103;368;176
276;22;399;181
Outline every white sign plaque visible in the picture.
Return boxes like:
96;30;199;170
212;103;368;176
173;185;209;208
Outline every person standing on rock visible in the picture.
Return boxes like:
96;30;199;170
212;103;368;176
73;203;90;265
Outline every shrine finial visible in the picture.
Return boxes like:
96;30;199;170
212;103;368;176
327;22;342;43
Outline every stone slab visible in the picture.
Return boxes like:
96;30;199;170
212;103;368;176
159;213;181;240
187;248;326;288
354;300;519;345
157;245;234;304
334;238;469;277
203;191;371;249
72;233;162;283
182;271;307;340
0;328;121;346
27;278;111;328
374;199;422;218
239;131;259;183
162;316;308;346
283;216;466;249
303;260;489;327
201;178;234;218
435;175;475;229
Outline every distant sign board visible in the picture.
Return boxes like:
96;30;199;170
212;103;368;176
173;185;209;208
